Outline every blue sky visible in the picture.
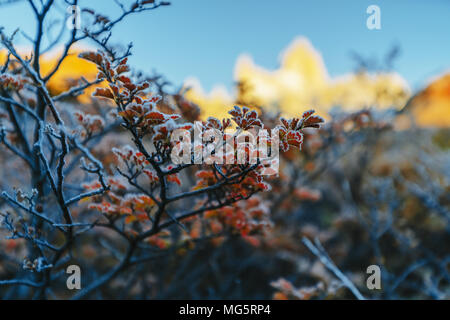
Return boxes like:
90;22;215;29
1;0;449;92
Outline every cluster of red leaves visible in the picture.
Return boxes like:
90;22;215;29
146;230;171;249
80;52;193;143
276;110;324;152
193;169;218;189
164;165;182;185
200;107;323;163
152;119;193;148
84;177;174;247
201;195;272;237
203;116;231;132
118;98;183;137
83;177;155;224
73;111;104;137
113;146;149;168
239;169;272;193
229;106;263;130
0;74;26;91
194;115;278;171
195;167;271;199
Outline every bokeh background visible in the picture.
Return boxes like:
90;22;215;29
0;0;449;299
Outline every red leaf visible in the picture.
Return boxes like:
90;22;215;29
93;87;114;99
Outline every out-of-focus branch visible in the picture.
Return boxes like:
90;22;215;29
302;237;366;300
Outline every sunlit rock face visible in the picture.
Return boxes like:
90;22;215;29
184;37;411;120
402;73;450;128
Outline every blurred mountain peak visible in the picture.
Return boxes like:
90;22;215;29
402;73;450;128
